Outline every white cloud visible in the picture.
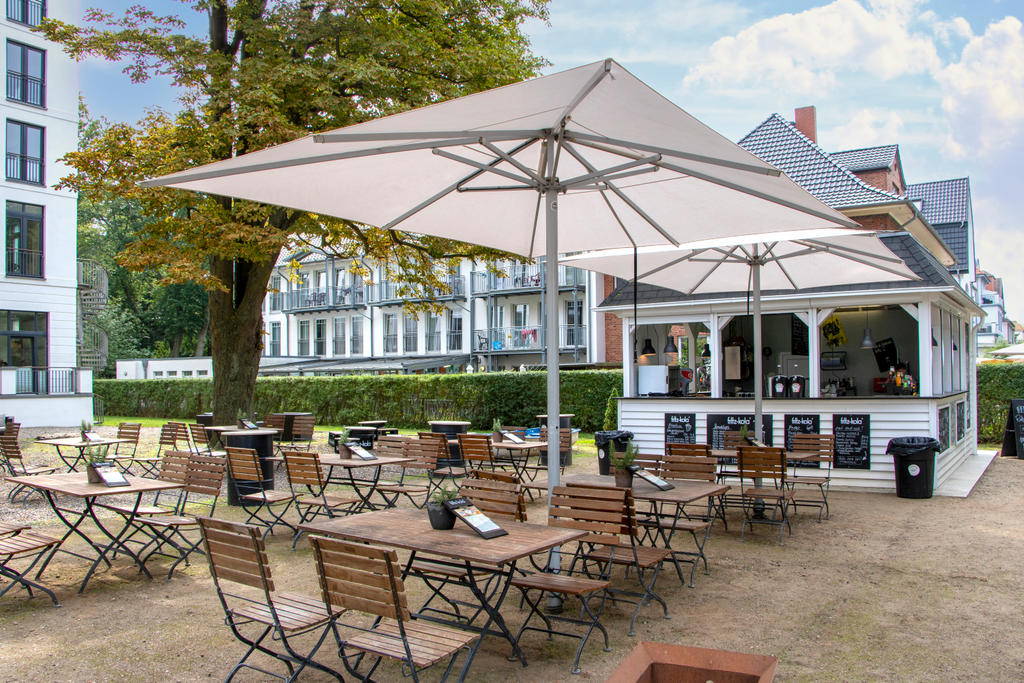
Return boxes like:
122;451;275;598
827;109;907;149
683;0;941;94
936;16;1024;158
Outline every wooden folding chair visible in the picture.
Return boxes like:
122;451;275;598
285;415;315;451
226;446;295;540
0;525;62;607
100;450;190;518
0;436;57;502
137;453;226;579
197;518;342;682
737;445;794;544
373;435;429;509
521;427;571;480
415;432;467;497
788;433;834;521
456;433;494;472
663;444;729;529
309;535;477;683
718;430;750;480
282;450;359;549
109;422;142;473
188;423;225;456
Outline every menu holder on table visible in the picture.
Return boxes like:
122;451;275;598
238;419;259;430
445;497;508;538
500;431;525;444
83;431;104;442
346;444;377;461
627;465;675;491
92;463;130;487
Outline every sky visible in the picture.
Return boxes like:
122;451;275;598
77;0;1024;321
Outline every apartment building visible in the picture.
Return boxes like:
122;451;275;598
2;0;94;426
260;251;600;374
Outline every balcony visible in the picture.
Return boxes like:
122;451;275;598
6;0;45;26
368;275;466;305
1;367;83;396
6;71;44;107
472;264;586;294
475;325;588;352
332;285;366;307
6;248;42;278
6;152;42;184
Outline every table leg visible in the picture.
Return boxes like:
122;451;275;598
342;465;384;512
53;445;84;472
461;561;526;670
78;493;154;592
33;489;110;577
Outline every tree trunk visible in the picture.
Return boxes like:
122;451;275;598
209;252;278;424
194;303;210;357
169;334;182;358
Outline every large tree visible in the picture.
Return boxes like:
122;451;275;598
44;0;547;421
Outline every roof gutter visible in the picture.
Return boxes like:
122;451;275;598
841;200;957;267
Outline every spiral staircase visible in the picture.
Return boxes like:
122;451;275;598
77;259;109;370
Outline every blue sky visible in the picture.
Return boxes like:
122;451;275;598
78;0;1024;321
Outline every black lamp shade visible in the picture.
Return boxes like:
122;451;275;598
663;337;678;354
701;343;711;358
640;338;656;356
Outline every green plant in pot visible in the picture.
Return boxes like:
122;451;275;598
80;420;93;442
84;443;109;483
427;487;459;530
611;440;638;488
492;418;503;443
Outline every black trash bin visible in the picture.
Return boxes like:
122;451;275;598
886;437;941;499
595;430;634;476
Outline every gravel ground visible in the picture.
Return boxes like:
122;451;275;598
1;429;1022;681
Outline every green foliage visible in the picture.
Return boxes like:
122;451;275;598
977;364;1024;441
93;370;622;432
611;439;637;469
603;390;618;431
429;486;459;506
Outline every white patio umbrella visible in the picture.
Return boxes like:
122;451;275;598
141;58;864;501
564;233;918;439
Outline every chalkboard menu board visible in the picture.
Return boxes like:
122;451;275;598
938;406;950;452
784;414;821;468
872;338;898;373
1000;399;1024;459
706;413;774;449
956;402;965;442
833;414;870;469
791;315;808;356
664;413;696;444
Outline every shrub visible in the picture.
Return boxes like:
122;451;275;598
94;370;623;432
976;363;1024;442
603;389;618;431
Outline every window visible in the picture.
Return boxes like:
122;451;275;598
298;319;310;355
383;313;398;353
493;304;505;331
350;316;363;355
514;303;529;328
182;370;193;377
314;318;327;355
0;310;46;370
197;369;209;376
152;370;163;377
6;41;44;107
6;120;43;184
269;322;281;356
426;314;441;352
6;0;45;26
447;311;463;351
5;200;42;277
269;275;282;311
333;318;346;355
565;300;584;346
167;370;177;377
403;315;418;353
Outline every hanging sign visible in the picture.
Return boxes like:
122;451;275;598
820;314;847;348
833;414;870;469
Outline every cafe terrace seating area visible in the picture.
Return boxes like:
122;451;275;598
0;413;929;681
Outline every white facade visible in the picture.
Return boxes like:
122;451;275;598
261;254;598;374
116;357;213;380
1;0;92;426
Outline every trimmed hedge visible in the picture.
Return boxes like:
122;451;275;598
977;363;1024;442
94;370;623;432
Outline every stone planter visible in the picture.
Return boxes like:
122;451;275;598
427;503;455;530
607;641;778;683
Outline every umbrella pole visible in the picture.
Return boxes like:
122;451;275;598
752;248;763;441
544;184;564;601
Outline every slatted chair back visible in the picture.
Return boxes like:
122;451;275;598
117;422;141;442
158;450;192;484
309;536;410;622
790;433;835;465
548;484;633;544
225;447;263;483
188;423;212;453
659;454;718;482
282;450;326;490
457;433;493;469
290;415;315;443
185;453;227;498
632;452;663;472
0;436;23;473
406;434;445;470
198;517;274;592
4;423;20;440
538;427;573;452
459;477;526;522
666;443;711;458
723;430;750;449
374;435;408;460
264;413;285;429
467;469;519;485
737;446;787;487
158;421;186;450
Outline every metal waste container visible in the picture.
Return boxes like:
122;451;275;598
595;430;633;475
886;437;940;499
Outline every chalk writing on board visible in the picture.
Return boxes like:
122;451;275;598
833;414;870;469
664;413;696;445
706;414;774;450
784;414;821;469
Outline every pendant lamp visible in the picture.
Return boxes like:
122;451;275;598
859;311;875;349
701;342;711;358
663;336;678;354
640;338;657;356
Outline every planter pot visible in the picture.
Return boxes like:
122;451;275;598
613;468;634;489
492;431;503;442
87;464;106;484
607;641;778;683
81;431;89;442
427;503;456;530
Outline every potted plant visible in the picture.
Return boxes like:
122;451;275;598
492;418;503;442
80;419;92;442
427;487;458;530
84;444;109;483
611;440;638;488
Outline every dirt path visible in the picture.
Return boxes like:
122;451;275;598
1;430;1021;681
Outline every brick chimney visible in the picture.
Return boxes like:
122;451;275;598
794;106;817;143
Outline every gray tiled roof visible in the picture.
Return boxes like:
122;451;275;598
738;115;902;208
906;178;971;273
598;233;956;309
831;145;899;171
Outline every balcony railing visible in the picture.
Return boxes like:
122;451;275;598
473;264;586;293
282;288;330;310
333;336;346;355
7;367;78;395
350;336;363;355
369;275;466;304
332;285;365;306
6;0;45;26
476;325;588;351
383;334;398;353
6;152;42;184
6;71;44;107
447;331;463;351
6;248;42;278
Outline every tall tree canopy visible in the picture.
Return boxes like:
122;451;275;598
44;0;548;420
